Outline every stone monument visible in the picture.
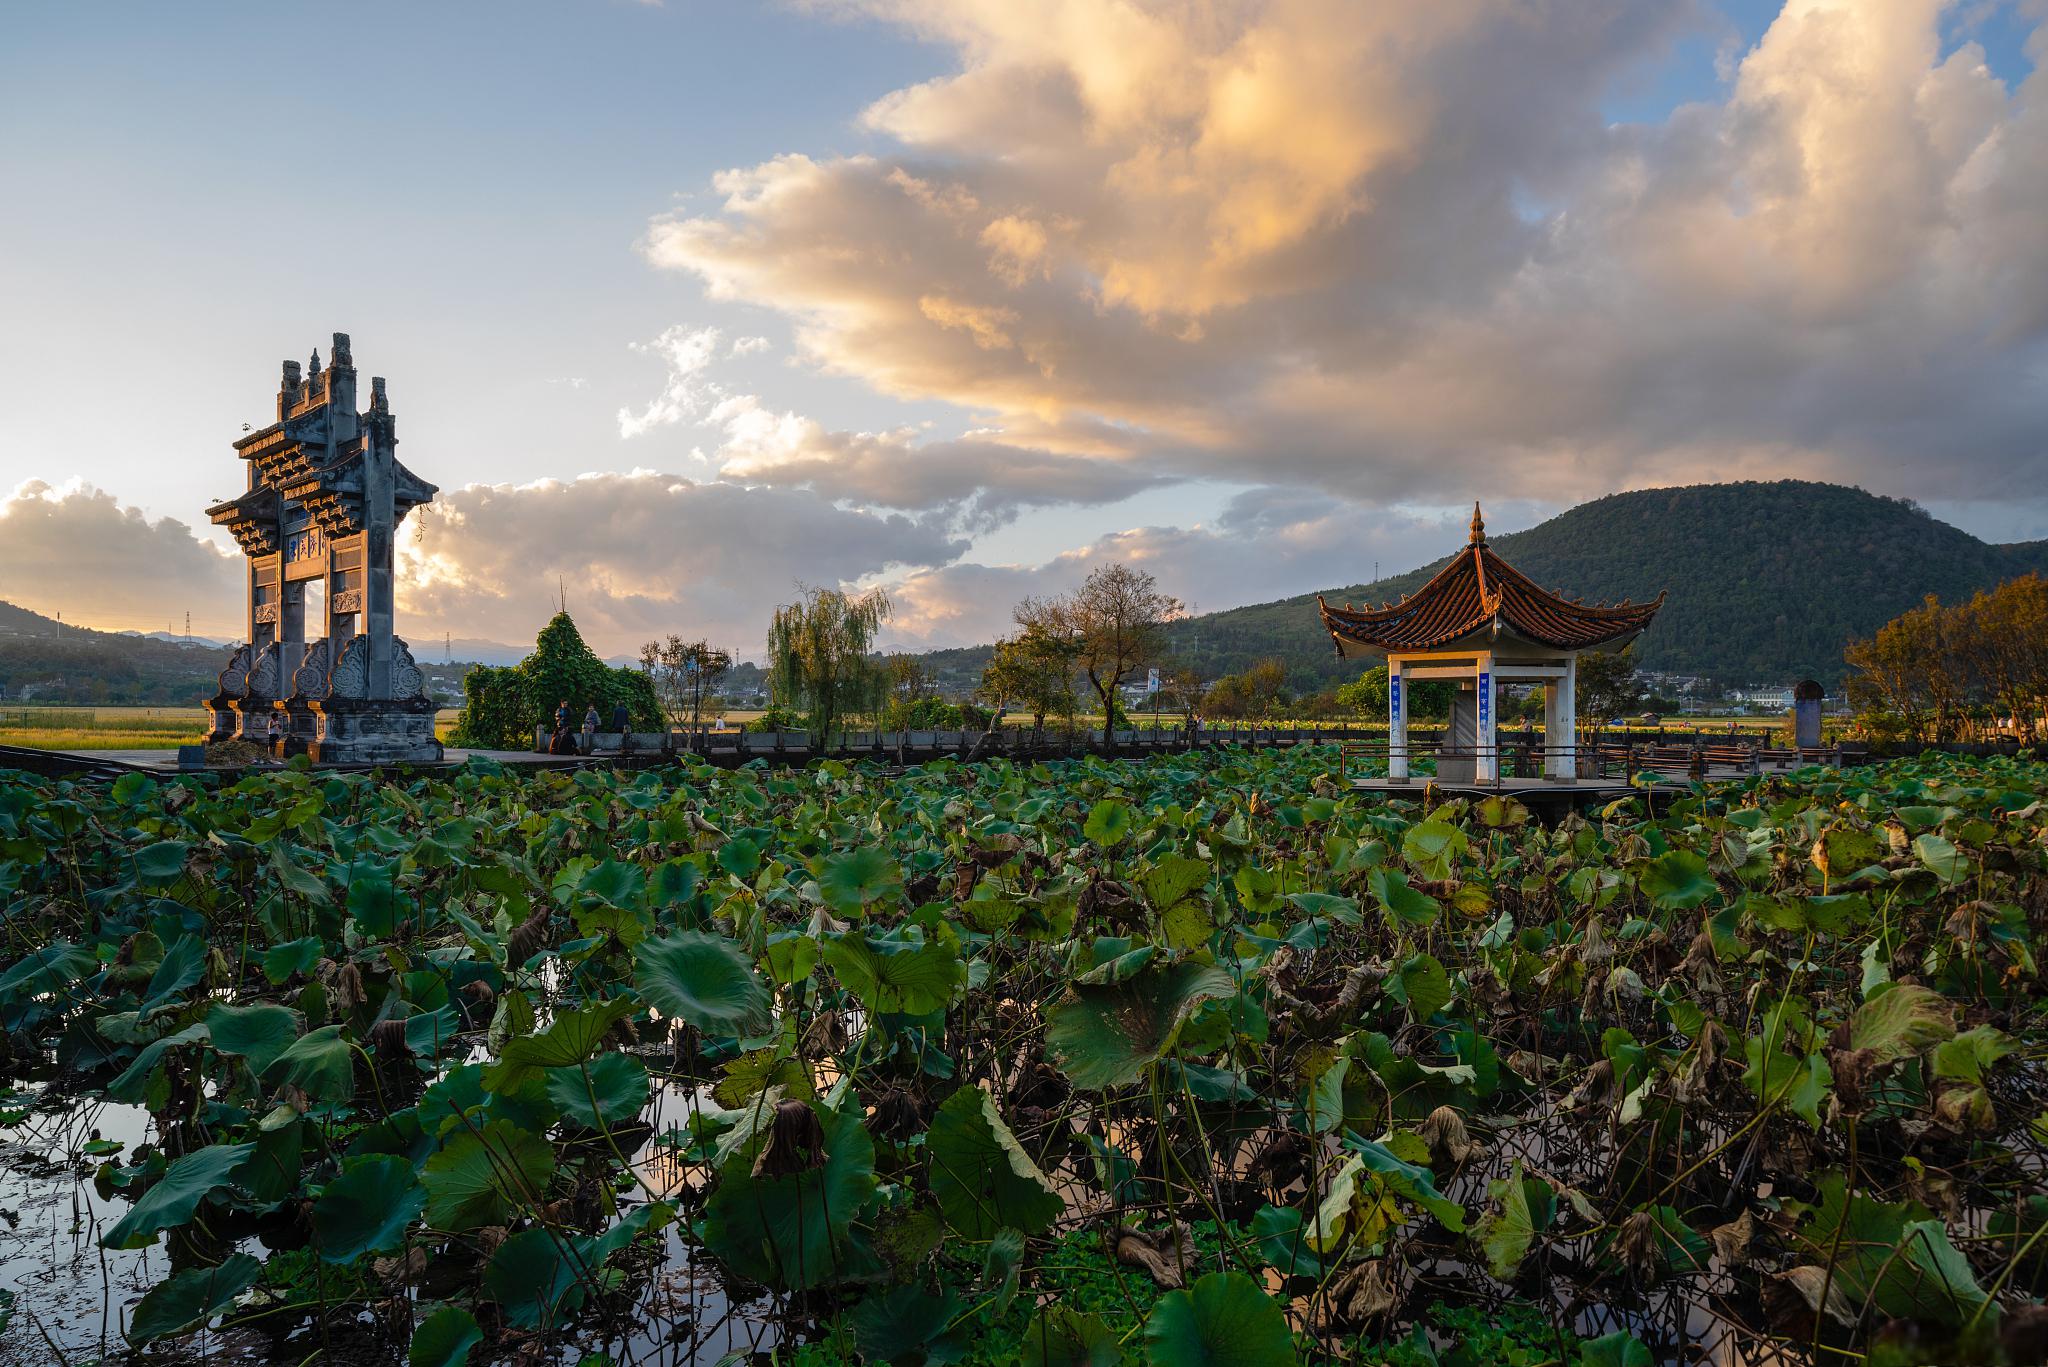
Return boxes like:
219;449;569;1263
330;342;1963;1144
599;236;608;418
1793;679;1825;750
203;333;443;764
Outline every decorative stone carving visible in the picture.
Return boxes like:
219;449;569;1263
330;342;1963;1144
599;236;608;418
248;643;281;700
328;636;369;700
331;588;363;614
391;638;426;702
291;638;333;700
216;643;256;696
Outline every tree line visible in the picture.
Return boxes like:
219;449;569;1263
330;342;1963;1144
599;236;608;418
452;558;1668;750
1845;573;2048;744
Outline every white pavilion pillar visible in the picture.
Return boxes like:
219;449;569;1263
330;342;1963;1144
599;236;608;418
1543;674;1566;777
1556;654;1578;778
1475;651;1497;782
1387;656;1408;780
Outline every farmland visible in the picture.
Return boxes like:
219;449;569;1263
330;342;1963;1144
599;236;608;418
0;747;2043;1365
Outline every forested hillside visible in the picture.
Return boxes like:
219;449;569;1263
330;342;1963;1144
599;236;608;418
1162;482;2048;687
0;602;232;704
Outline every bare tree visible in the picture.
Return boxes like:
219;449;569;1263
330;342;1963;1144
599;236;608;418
1016;563;1182;734
640;636;733;750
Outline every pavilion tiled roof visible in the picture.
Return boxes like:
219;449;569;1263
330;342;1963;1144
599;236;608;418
1317;504;1664;655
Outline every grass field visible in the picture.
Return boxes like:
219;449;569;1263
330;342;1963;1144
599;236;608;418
0;706;469;751
0;705;205;751
0;702;1813;752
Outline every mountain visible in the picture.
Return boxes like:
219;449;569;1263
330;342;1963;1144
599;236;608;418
0;601;507;706
0;603;233;705
1160;481;2048;688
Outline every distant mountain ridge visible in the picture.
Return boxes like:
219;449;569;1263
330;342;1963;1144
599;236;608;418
1162;481;2048;687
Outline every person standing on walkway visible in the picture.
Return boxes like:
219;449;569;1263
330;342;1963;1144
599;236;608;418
555;699;572;732
581;702;600;753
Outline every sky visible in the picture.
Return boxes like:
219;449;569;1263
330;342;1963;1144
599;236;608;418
1;0;2044;660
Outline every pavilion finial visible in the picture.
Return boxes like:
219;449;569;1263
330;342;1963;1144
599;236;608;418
1468;501;1486;546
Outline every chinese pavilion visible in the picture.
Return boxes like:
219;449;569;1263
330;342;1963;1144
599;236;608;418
1317;505;1663;783
203;333;442;764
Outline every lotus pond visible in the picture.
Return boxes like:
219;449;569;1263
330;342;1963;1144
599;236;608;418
0;746;2044;1366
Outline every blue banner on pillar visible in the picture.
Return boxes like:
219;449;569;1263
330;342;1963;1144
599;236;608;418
1478;671;1491;728
1389;674;1401;720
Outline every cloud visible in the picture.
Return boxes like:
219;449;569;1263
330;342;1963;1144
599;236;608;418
644;0;2048;512
397;471;967;657
0;481;243;635
617;324;728;438
730;335;773;356
708;393;1166;530
877;489;1532;648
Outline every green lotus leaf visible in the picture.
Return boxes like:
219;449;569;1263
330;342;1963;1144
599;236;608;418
1577;1332;1654;1367
1638;850;1716;910
1742;1038;1832;1128
269;844;332;903
265;1023;356;1103
1021;1306;1121;1367
348;860;402;936
544;1051;651;1130
1142;1270;1295;1367
1473;1159;1552;1280
422;1120;555;1231
484;1229;582;1330
1045;959;1237;1090
1348;1136;1465;1231
1399;820;1467;881
1084;799;1133;848
1387;953;1452;1024
207;1002;300;1073
105;1022;211;1104
634;933;773;1037
407;1304;483;1367
314;1153;425;1261
1846;982;1955;1065
485;998;641;1089
0;941;96;1001
126;1252;260;1344
717;836;762;880
262;935;324;984
1795;1172;1989;1327
102;1141;256;1249
1367;868;1440;927
702;1101;879;1290
820;929;964;1015
133;839;189;886
927;1085;1062;1238
577;857;645;907
819;845;902;914
139;934;206;1018
1912;833;1968;883
851;1284;963;1365
1251;1204;1330;1279
1141;854;1211;913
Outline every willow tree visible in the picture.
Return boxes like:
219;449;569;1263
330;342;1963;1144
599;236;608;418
766;586;891;745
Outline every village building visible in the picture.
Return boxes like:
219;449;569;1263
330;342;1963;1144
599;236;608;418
1317;505;1663;783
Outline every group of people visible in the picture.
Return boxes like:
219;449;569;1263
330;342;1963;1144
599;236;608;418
547;698;630;756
